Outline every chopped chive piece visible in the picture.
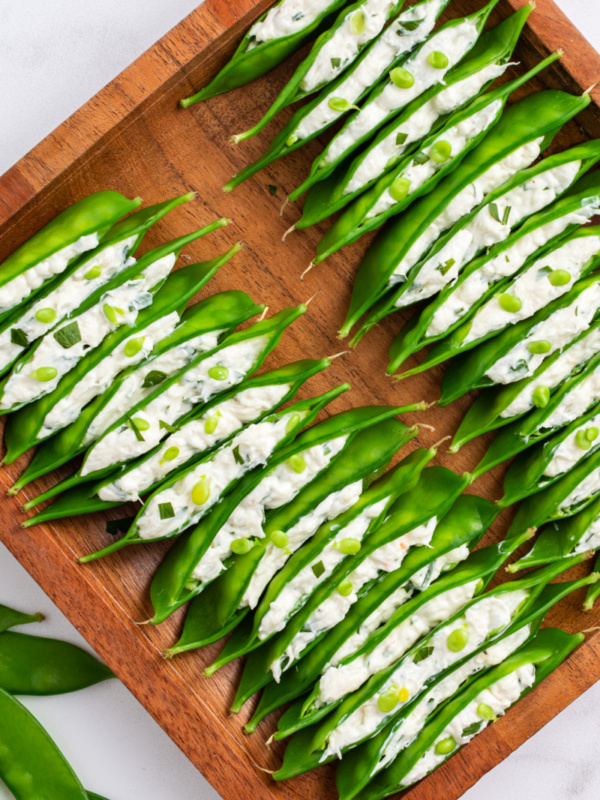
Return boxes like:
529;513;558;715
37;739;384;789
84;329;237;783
268;184;277;196
10;328;28;348
331;57;341;69
158;502;175;520
395;132;408;147
142;370;167;388
232;445;244;465
105;516;135;536
159;419;177;433
413;645;434;664
53;321;81;349
126;418;145;442
400;19;423;32
437;258;455;276
413;152;429;165
312;561;326;579
462;722;483;737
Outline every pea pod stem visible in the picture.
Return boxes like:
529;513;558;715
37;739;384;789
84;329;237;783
0;603;43;633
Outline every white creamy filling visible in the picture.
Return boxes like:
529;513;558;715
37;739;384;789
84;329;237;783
542;365;600;433
376;626;531;772
301;0;396;93
317;578;485;708
82;329;222;447
390;139;544;287
558;466;600;512
0;236;138;373
369;98;503;221
39;312;180;439
573;513;600;554
409;544;470;592
427;197;598;337
401;664;535;786
320;18;480;164
136;412;298;541
0;253;172;410
241;480;364;610
0;233;99;316
191;436;348;584
248;0;332;46
81;336;266;476
544;410;600;478
98;383;290;503
486;283;600;386
295;0;444;141
465;235;600;345
324;589;529;758
261;497;389;652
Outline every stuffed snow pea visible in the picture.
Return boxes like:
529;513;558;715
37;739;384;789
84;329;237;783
150;404;413;625
0;191;140;323
300;6;538;240
12;290;262;496
350;628;582;798
0;193;202;379
233;0;407;142
243;485;497;732
274;555;589;779
223;0;468;192
346;90;592;344
180;0;349;106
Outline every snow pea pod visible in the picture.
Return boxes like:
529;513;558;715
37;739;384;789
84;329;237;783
180;0;348;107
13;290;262;496
149;403;416;626
233;0;407;142
353;627;582;798
0;604;43;633
243;486;495;732
300;6;537;239
389;158;600;375
0;632;113;695
3;236;238;463
0;686;90;799
585;551;600;610
0;192;201;379
348;91;592;344
222;0;452;192
0;191;141;323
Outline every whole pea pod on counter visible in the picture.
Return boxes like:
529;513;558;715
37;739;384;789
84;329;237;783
298;5;538;242
181;0;350;107
0;603;43;633
348;628;583;798
233;0;408;142
0;190;141;324
345;89;593;345
12;289;263;496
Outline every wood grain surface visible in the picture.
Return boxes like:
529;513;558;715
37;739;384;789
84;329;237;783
1;1;600;799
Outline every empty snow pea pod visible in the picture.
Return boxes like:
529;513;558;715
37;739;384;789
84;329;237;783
274;553;588;779
13;290;262;496
0;632;113;695
353;627;582;798
390;160;600;378
233;0;407;143
0;192;203;379
222;0;453;192
0;604;43;633
336;572;595;799
349;92;592;345
0;686;90;799
288;0;500;202
3;238;238;465
300;6;538;239
180;0;348;107
150;403;417;627
0;191;141;323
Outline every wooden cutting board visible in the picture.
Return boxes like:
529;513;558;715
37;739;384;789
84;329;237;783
1;1;600;798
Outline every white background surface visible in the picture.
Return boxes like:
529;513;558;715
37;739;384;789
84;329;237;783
1;1;600;798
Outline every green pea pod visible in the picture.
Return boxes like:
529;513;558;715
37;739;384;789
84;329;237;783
0;604;43;633
0;192;203;379
301;6;539;240
3;237;238;464
440;271;600;409
288;0;501;202
585;551;600;610
233;0;407;142
0;191;141;323
150;403;418;626
86;794;110;800
335;573;595;800
0;686;90;799
346;90;592;345
274;553;589;779
180;0;349;107
13;290;263;496
0;632;113;695
351;627;582;799
509;494;600;573
251;468;477;738
222;0;455;192
389;158;600;375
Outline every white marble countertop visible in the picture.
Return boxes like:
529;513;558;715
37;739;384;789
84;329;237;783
1;1;600;798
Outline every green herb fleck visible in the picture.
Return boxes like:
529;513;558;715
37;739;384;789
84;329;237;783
10;328;28;348
312;561;326;579
158;502;175;520
53;321;81;349
233;445;244;465
159;419;178;434
142;370;167;388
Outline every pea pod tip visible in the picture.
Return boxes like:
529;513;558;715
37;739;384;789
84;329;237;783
300;261;314;282
282;224;296;243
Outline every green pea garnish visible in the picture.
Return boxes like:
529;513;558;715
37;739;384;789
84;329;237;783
548;269;571;286
328;97;359;113
474;578;485;594
286;413;302;434
231;538;253;555
430;140;452;164
390;176;411;202
446;624;468;652
576;429;593;450
477;702;497;721
527;340;551;355
204;413;220;434
286;134;299;147
434;737;456;755
31;366;57;382
208;365;229;381
84;266;102;280
124;336;145;357
498;293;522;313
337;538;362;555
377;686;399;714
390;67;415;89
349;9;367;35
427;51;449;69
338;579;353;597
132;417;150;431
288;454;306;473
35;308;56;324
191;476;210;506
587;427;599;441
161;446;180;464
103;304;125;325
270;530;289;549
532;385;550;409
